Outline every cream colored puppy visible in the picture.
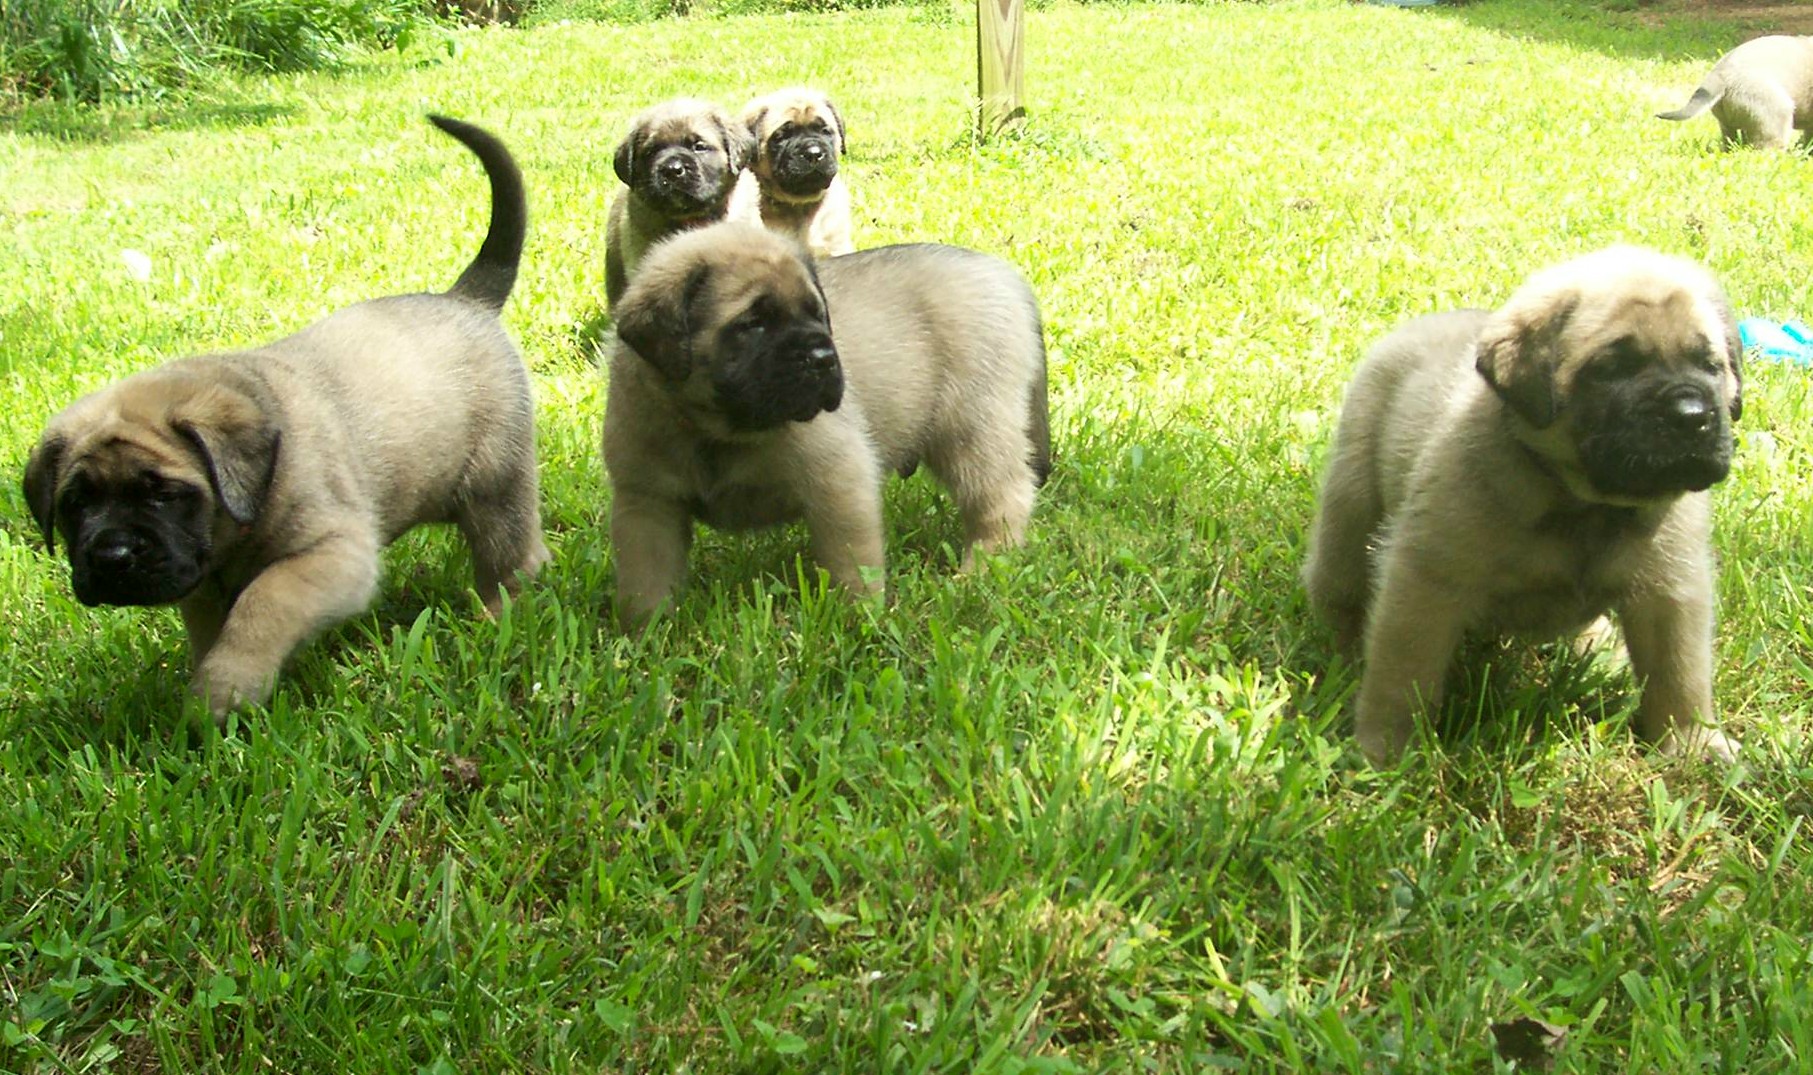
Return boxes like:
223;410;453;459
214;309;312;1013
1304;247;1743;765
1658;35;1813;149
603;223;1049;627
724;88;854;257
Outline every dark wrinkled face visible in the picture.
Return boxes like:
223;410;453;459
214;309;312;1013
708;282;843;431
627;120;740;221
759;112;840;198
1568;327;1735;499
57;452;213;607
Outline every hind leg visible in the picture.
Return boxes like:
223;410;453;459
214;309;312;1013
1719;92;1796;149
926;427;1040;571
1303;447;1384;658
458;465;551;616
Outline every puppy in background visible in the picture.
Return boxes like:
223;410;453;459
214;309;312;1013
606;98;753;306
603;223;1050;627
1658;35;1813;149
726;87;855;258
23;115;549;719
1303;247;1743;765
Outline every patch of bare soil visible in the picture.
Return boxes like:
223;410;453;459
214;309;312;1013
1650;1;1813;35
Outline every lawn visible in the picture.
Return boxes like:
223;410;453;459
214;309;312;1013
3;0;1812;1070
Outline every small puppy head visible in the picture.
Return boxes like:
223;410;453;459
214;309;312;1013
742;88;846;201
615;222;843;433
23;370;279;607
1476;245;1742;500
612;98;753;222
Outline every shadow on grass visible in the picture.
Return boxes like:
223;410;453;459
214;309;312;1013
1423;0;1813;64
0;99;296;144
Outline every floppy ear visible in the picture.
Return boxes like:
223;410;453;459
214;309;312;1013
612;127;640;186
743;105;769;157
1476;295;1578;430
616;264;708;382
22;432;67;552
1710;293;1743;423
822;97;847;155
171;387;280;526
717;112;755;173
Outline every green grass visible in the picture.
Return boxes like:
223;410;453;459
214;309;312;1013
3;0;1813;1070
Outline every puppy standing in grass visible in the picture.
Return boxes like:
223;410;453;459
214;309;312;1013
603;222;1050;627
725;87;855;258
1658;35;1813;149
23;115;549;719
605;98;754;307
1303;247;1743;765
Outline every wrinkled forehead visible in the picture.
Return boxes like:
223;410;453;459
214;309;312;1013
63;420;196;487
1566;284;1722;361
769;100;830;132
701;249;821;320
642;112;723;149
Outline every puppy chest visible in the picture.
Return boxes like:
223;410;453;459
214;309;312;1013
1481;523;1651;635
684;449;805;532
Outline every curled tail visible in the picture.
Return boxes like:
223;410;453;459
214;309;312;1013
428;114;526;309
1657;81;1723;122
1027;313;1053;488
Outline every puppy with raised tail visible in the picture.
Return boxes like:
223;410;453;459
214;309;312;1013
1658;35;1813;149
605;98;754;307
725;87;855;258
603;222;1050;627
23;115;549;719
1303;247;1743;765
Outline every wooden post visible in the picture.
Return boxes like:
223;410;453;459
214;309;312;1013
977;0;1025;140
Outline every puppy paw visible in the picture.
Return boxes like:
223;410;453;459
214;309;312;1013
191;661;275;722
1661;724;1739;765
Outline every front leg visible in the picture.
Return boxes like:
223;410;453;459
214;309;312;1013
191;536;381;718
1353;548;1472;766
179;585;230;669
1619;577;1735;762
799;444;886;598
611;489;693;629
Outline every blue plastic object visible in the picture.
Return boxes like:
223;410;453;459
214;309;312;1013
1738;318;1813;366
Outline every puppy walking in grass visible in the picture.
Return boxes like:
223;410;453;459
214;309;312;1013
1658;35;1813;149
23;115;549;720
603;222;1050;627
1304;247;1743;765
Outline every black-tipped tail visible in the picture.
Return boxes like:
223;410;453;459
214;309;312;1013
1028;320;1052;488
429;113;526;308
1657;85;1720;122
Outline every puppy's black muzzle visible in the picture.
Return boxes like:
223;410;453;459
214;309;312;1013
714;326;845;432
641;147;726;219
771;136;838;198
70;526;203;607
1579;381;1733;498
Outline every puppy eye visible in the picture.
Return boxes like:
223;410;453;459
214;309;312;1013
690;137;711;152
1587;347;1644;380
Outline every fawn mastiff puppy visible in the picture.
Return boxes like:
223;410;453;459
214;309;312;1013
1658;35;1813;149
725;87;855;258
1303;247;1742;765
605;98;754;306
23;115;549;719
603;222;1050;627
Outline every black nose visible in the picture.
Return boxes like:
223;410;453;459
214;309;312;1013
1663;388;1714;435
806;344;838;372
802;143;826;162
90;530;151;569
659;157;687;180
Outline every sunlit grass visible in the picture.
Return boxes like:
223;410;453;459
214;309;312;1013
2;1;1810;1070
